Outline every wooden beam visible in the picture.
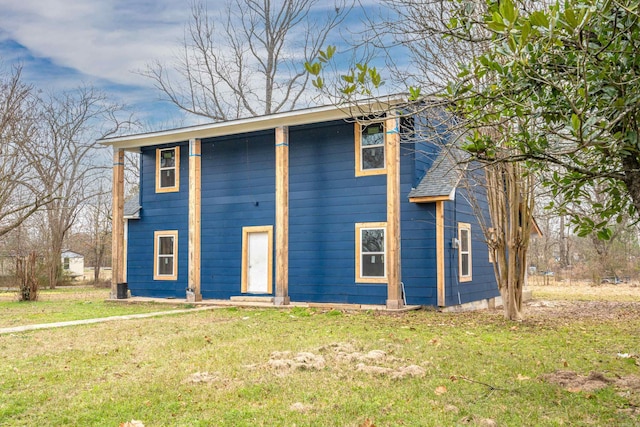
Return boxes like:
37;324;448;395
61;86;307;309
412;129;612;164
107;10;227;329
436;200;446;306
385;117;403;309
408;194;454;204
188;139;202;301
274;126;290;305
111;149;125;299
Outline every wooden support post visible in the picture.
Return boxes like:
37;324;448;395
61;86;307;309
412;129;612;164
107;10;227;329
274;126;290;305
188;139;202;302
386;117;403;309
436;200;446;306
111;149;125;299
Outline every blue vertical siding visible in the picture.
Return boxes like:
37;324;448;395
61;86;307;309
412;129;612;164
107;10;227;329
200;131;276;299
127;143;189;298
400;143;439;306
288;121;387;304
444;184;499;305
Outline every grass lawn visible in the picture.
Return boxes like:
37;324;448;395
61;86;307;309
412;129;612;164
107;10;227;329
529;277;640;302
0;285;638;426
0;287;185;328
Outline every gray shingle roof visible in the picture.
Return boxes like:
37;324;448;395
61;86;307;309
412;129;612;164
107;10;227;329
124;193;141;219
408;148;467;200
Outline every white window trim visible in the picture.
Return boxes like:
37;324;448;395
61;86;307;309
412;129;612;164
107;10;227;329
458;222;472;282
154;230;178;280
355;222;387;283
155;147;180;193
355;122;387;177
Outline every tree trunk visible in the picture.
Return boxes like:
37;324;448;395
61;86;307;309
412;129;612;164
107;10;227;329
487;160;533;321
94;264;101;282
16;252;39;301
93;241;105;283
48;249;61;289
48;224;64;289
559;214;568;268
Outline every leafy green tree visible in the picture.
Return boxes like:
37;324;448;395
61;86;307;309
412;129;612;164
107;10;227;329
307;1;537;320
450;0;640;238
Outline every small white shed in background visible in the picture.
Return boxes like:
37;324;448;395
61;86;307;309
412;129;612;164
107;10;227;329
61;250;84;279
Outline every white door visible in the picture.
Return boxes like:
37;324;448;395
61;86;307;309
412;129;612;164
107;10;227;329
247;231;269;293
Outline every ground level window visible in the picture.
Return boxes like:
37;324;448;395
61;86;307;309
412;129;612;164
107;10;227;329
458;222;472;282
154;230;178;280
355;222;387;283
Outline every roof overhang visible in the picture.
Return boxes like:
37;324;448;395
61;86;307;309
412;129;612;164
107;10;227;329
99;96;408;152
408;188;457;204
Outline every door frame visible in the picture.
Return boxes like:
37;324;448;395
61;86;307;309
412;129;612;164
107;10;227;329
241;225;274;294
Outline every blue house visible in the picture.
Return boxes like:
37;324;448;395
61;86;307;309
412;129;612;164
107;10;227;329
102;98;498;309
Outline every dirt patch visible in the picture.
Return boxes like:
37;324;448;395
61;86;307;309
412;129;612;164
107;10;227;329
541;370;640;394
289;402;314;413
183;371;239;391
184;371;222;384
459;415;498;426
267;351;326;374
334;349;397;364
355;363;426;379
262;342;428;379
541;370;612;392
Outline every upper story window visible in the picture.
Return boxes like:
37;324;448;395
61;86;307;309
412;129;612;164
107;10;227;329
458;222;472;282
355;222;387;283
355;122;386;176
156;147;180;193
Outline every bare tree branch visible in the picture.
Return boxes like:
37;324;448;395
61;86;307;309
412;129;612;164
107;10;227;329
140;0;353;122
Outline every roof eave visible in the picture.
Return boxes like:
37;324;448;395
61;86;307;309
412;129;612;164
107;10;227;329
99;96;408;151
408;193;456;204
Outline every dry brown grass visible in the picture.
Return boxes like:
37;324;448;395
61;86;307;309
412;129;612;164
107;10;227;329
529;277;640;302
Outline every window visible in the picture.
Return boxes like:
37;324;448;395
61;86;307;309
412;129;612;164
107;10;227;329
154;230;178;280
63;257;70;270
355;222;387;283
458;223;472;282
355;122;386;176
156;147;180;193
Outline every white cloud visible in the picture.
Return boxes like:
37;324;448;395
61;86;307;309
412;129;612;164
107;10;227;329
0;0;392;127
0;0;193;87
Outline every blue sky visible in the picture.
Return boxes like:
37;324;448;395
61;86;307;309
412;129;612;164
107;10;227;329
0;0;391;130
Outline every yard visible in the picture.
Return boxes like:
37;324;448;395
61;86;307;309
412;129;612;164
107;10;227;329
0;283;638;426
0;287;185;328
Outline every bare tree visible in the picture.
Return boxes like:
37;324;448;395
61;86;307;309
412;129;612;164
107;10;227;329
376;0;537;320
69;182;113;284
143;0;352;121
0;66;53;238
88;186;112;283
29;87;129;288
